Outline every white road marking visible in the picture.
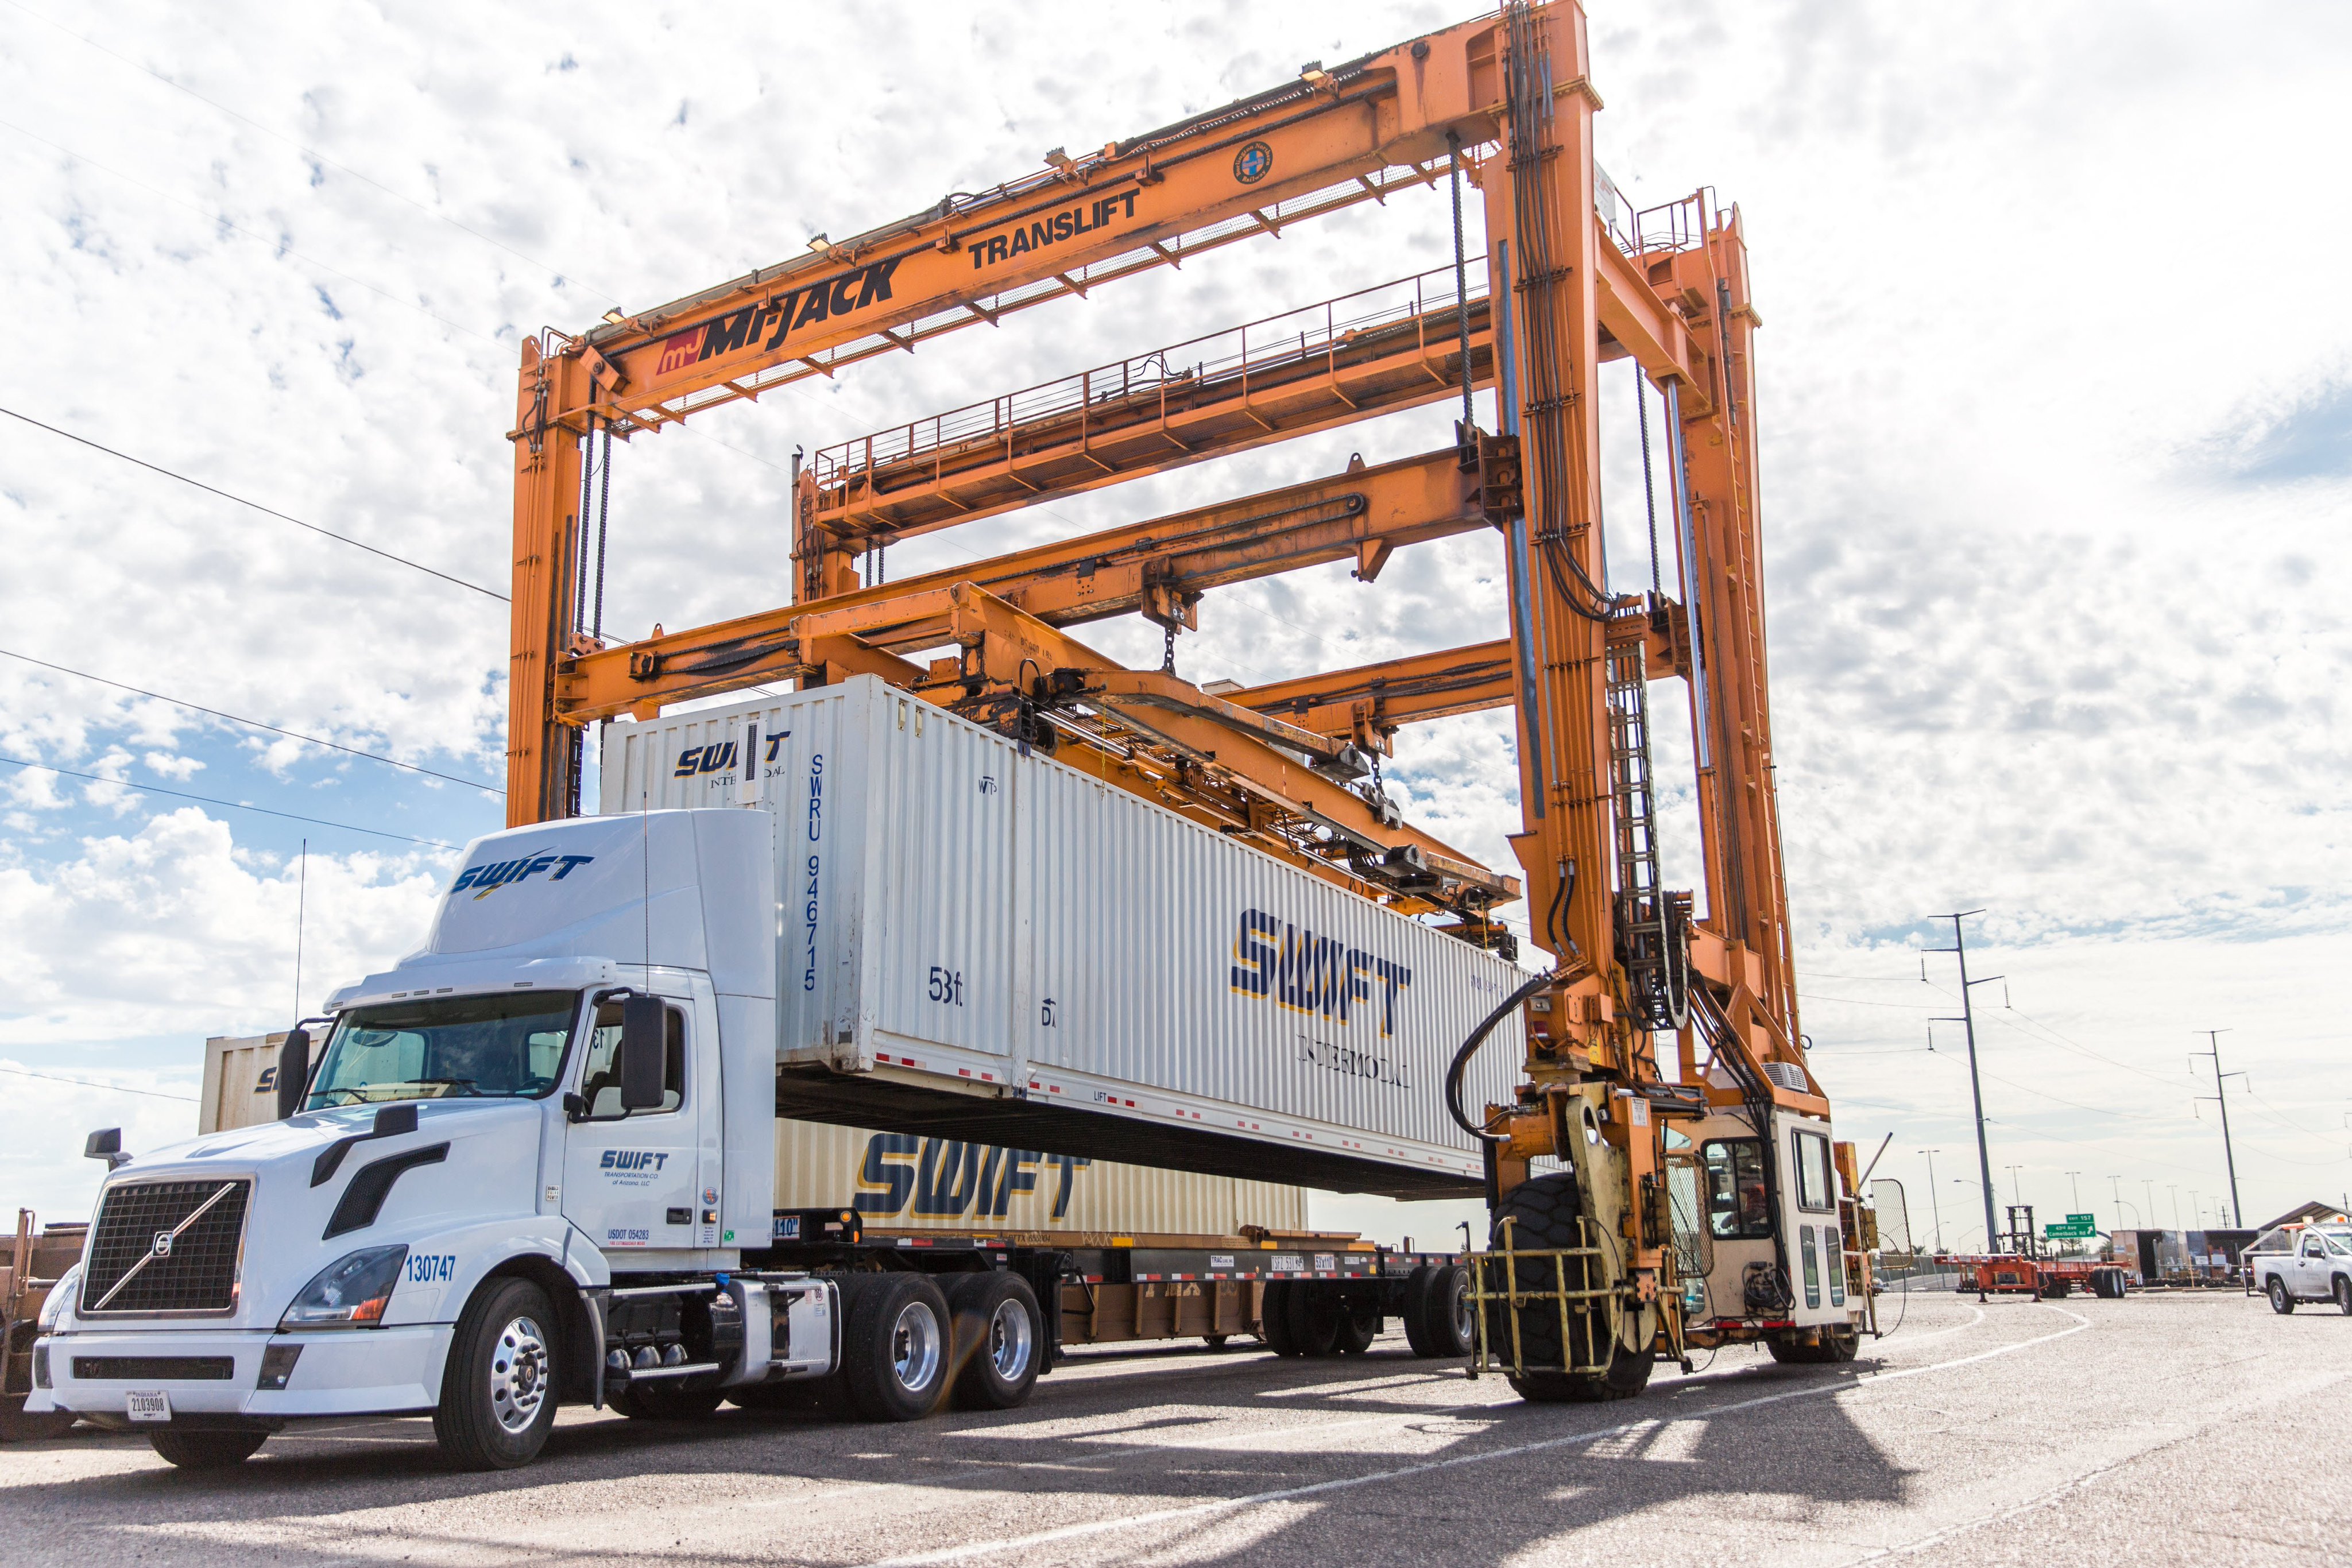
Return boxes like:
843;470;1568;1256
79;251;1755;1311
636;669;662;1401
871;1305;2091;1566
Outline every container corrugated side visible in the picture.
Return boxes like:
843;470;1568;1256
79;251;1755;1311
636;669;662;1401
773;1118;1306;1237
605;680;1527;1191
198;1034;283;1135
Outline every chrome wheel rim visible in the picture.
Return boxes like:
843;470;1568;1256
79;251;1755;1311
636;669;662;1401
987;1296;1034;1381
489;1313;550;1434
1449;1275;1473;1344
891;1301;942;1393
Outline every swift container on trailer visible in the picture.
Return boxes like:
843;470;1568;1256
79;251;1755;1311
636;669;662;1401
30;677;1502;1470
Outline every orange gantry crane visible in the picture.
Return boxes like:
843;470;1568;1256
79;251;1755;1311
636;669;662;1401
504;1;1870;1401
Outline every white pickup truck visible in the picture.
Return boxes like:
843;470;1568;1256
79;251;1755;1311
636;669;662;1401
2254;1225;2352;1315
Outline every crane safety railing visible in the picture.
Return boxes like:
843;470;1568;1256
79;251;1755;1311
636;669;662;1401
808;260;1489;497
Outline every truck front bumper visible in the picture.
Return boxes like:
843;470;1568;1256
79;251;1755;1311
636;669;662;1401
28;1324;451;1425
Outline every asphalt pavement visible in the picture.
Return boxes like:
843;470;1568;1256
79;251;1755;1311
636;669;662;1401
3;1287;2341;1565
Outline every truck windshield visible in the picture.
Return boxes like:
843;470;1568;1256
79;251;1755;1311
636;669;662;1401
304;992;580;1108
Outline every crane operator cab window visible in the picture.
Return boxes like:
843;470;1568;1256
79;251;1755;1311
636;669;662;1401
1702;1139;1773;1240
578;998;686;1117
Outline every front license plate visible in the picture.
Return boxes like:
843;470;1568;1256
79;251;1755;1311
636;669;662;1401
126;1391;170;1423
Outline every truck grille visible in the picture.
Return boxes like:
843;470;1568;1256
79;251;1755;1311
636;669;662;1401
80;1179;250;1315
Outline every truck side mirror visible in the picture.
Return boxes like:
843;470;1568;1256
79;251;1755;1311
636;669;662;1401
276;1027;313;1120
617;995;666;1111
84;1128;127;1168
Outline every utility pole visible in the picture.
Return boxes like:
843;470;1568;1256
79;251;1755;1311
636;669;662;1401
1925;911;2000;1256
2193;1030;2245;1228
2066;1170;2083;1217
1920;1149;1945;1252
2109;1175;2134;1231
2169;1185;2180;1229
2143;1179;2157;1233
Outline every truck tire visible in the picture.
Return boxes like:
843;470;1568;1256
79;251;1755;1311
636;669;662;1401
2336;1277;2351;1317
1259;1282;1300;1356
1334;1298;1380;1356
2269;1276;2295;1315
1488;1173;1653;1404
2040;1278;2072;1299
606;1383;724;1421
148;1429;268;1469
945;1272;1040;1411
1766;1326;1860;1364
1403;1264;1473;1358
838;1273;951;1423
1283;1281;1343;1358
433;1276;560;1470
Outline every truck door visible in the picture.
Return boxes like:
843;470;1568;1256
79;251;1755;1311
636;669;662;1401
563;993;700;1256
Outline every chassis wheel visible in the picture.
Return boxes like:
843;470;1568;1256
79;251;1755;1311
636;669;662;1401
945;1272;1040;1411
1282;1281;1342;1358
1403;1264;1474;1358
433;1277;559;1470
2269;1277;2295;1315
838;1273;951;1422
1258;1281;1299;1356
149;1428;268;1469
1333;1298;1380;1356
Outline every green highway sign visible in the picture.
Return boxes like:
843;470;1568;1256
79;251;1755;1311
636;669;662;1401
2045;1221;2095;1239
2067;1213;2096;1227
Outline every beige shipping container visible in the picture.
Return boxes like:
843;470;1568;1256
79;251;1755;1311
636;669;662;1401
199;1033;294;1135
200;1036;1304;1238
777;1121;1305;1242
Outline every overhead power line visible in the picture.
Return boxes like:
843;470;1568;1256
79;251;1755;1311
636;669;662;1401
0;754;461;849
0;406;506;602
0;1063;198;1103
0;646;501;793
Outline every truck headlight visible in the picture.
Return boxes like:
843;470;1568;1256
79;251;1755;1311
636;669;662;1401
280;1245;408;1329
37;1264;80;1331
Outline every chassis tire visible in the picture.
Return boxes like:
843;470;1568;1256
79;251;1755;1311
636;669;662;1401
1283;1281;1342;1358
1767;1326;1860;1365
1334;1297;1380;1356
2269;1277;2295;1315
432;1277;559;1471
838;1273;951;1423
1259;1283;1299;1356
945;1272;1041;1411
1403;1264;1474;1358
148;1429;268;1469
606;1383;724;1421
1490;1174;1654;1403
0;1397;75;1442
2041;1279;2073;1299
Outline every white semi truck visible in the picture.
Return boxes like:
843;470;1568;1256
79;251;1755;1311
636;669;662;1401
28;679;1506;1469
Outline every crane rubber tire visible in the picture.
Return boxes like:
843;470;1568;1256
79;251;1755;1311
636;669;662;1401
1488;1174;1654;1403
945;1271;1042;1411
1766;1326;1860;1364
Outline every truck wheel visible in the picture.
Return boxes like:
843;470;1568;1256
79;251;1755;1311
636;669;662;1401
1259;1282;1300;1356
2335;1277;2351;1317
149;1429;268;1469
945;1272;1040;1411
2269;1277;2295;1315
838;1273;951;1422
1403;1264;1473;1359
1334;1299;1380;1356
432;1276;559;1470
606;1384;724;1421
1284;1283;1342;1358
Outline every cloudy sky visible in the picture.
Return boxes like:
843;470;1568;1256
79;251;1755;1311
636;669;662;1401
2;1;2346;1241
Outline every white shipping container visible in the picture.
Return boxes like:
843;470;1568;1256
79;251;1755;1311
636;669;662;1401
601;676;1528;1198
199;1033;292;1135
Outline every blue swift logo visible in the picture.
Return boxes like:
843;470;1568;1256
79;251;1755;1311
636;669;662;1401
451;850;594;899
1228;909;1412;1037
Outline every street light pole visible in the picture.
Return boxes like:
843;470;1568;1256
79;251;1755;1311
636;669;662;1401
1925;911;2001;1257
2066;1170;2083;1217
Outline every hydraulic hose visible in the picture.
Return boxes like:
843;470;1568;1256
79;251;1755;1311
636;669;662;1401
1445;964;1565;1143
